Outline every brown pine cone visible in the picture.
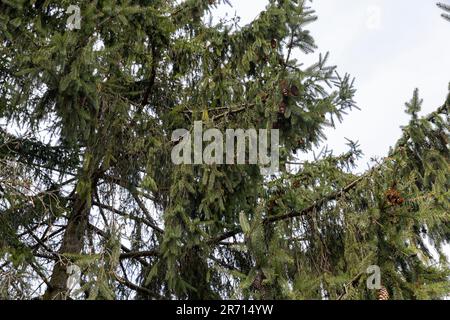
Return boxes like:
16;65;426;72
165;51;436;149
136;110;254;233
279;101;286;114
271;39;277;49
386;188;404;206
377;286;389;300
280;80;289;97
290;85;300;97
251;272;264;291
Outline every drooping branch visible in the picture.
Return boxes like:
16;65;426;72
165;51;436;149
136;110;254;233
88;224;149;268
92;201;162;234
211;101;449;243
112;272;162;299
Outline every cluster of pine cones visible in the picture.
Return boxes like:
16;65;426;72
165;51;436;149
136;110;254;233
385;188;405;206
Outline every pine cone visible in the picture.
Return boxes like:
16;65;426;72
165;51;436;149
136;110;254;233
280;80;289;97
279;101;286;114
385;188;404;206
377;286;389;300
271;39;277;49
251;272;264;291
290;85;300;97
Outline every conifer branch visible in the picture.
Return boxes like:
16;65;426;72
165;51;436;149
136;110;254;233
88;224;149;268
212;101;448;242
119;250;159;259
112;272;162;299
92;201;159;231
437;2;450;21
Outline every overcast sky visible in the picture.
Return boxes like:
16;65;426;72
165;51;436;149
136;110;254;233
212;0;450;170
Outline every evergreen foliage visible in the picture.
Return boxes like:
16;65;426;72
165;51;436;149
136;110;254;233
0;0;449;300
438;2;450;21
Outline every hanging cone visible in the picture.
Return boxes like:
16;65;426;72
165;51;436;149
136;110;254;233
377;286;390;300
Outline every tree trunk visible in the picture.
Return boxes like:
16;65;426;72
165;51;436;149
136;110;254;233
43;181;95;300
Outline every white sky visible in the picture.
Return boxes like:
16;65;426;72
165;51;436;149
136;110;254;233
212;0;450;169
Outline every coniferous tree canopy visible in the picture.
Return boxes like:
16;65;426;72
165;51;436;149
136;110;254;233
0;0;449;300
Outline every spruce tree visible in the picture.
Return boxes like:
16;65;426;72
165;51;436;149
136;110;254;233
0;0;448;300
